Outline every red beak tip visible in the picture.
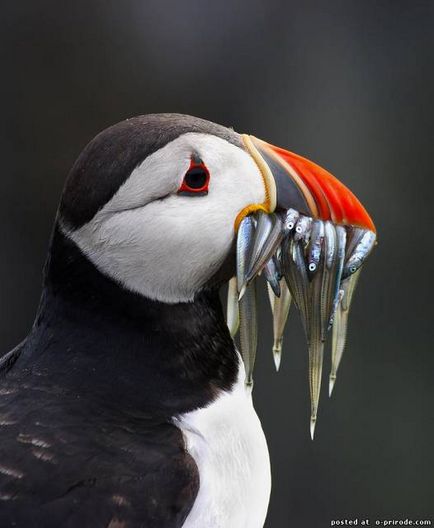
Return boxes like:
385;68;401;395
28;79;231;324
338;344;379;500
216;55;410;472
265;141;376;233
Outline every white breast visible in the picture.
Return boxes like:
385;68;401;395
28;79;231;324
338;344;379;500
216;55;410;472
176;361;271;528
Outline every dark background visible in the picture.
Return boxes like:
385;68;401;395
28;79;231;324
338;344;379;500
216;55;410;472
1;1;433;526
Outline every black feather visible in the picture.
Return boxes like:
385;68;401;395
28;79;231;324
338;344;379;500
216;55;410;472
0;227;238;527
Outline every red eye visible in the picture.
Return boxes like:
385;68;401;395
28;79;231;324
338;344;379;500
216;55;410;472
178;158;210;196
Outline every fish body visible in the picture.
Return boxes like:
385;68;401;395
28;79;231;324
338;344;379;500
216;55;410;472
271;280;292;371
264;257;281;298
328;226;347;328
307;220;324;277
245;214;284;285
342;230;376;279
239;282;258;388
226;277;240;337
329;270;361;396
236;215;256;299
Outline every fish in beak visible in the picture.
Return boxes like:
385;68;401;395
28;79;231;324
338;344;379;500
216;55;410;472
230;134;377;439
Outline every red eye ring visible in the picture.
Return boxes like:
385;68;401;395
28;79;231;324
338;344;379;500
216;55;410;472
178;158;210;196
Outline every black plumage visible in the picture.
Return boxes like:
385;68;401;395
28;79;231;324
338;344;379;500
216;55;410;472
0;115;241;527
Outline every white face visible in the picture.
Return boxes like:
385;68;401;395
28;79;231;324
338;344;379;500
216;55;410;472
62;132;266;303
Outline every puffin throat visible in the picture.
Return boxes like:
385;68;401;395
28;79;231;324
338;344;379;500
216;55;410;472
26;226;239;417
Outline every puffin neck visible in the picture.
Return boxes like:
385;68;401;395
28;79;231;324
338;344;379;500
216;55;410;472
25;226;239;416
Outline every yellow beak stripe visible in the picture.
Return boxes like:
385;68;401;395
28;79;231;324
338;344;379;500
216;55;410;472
234;135;277;232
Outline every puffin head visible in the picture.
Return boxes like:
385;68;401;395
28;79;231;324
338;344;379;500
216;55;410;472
54;113;377;435
59;114;264;303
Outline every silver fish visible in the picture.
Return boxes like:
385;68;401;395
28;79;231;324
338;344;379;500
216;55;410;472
319;222;338;340
282;238;309;332
328;225;347;329
273;249;283;280
245;213;284;286
306;220;325;277
342;230;376;279
267;281;276;314
239;281;258;389
264;257;281;298
306;247;326;440
345;226;366;260
271;280;292;372
284;208;300;233
226;276;239;337
236;215;256;300
329;269;361;396
324;221;337;270
308;336;324;440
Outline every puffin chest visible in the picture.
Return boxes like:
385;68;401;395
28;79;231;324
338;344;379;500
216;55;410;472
176;369;271;528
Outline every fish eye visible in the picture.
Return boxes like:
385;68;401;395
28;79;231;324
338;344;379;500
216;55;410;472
308;263;316;272
350;265;357;273
178;159;210;196
295;226;302;233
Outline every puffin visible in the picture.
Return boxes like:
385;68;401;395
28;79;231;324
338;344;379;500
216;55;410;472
0;114;376;528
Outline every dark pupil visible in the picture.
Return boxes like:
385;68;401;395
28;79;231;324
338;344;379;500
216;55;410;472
185;168;207;189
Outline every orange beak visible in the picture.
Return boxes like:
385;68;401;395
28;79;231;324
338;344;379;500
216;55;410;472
243;135;376;234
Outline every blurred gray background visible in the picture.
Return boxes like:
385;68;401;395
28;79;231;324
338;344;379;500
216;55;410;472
1;1;433;526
